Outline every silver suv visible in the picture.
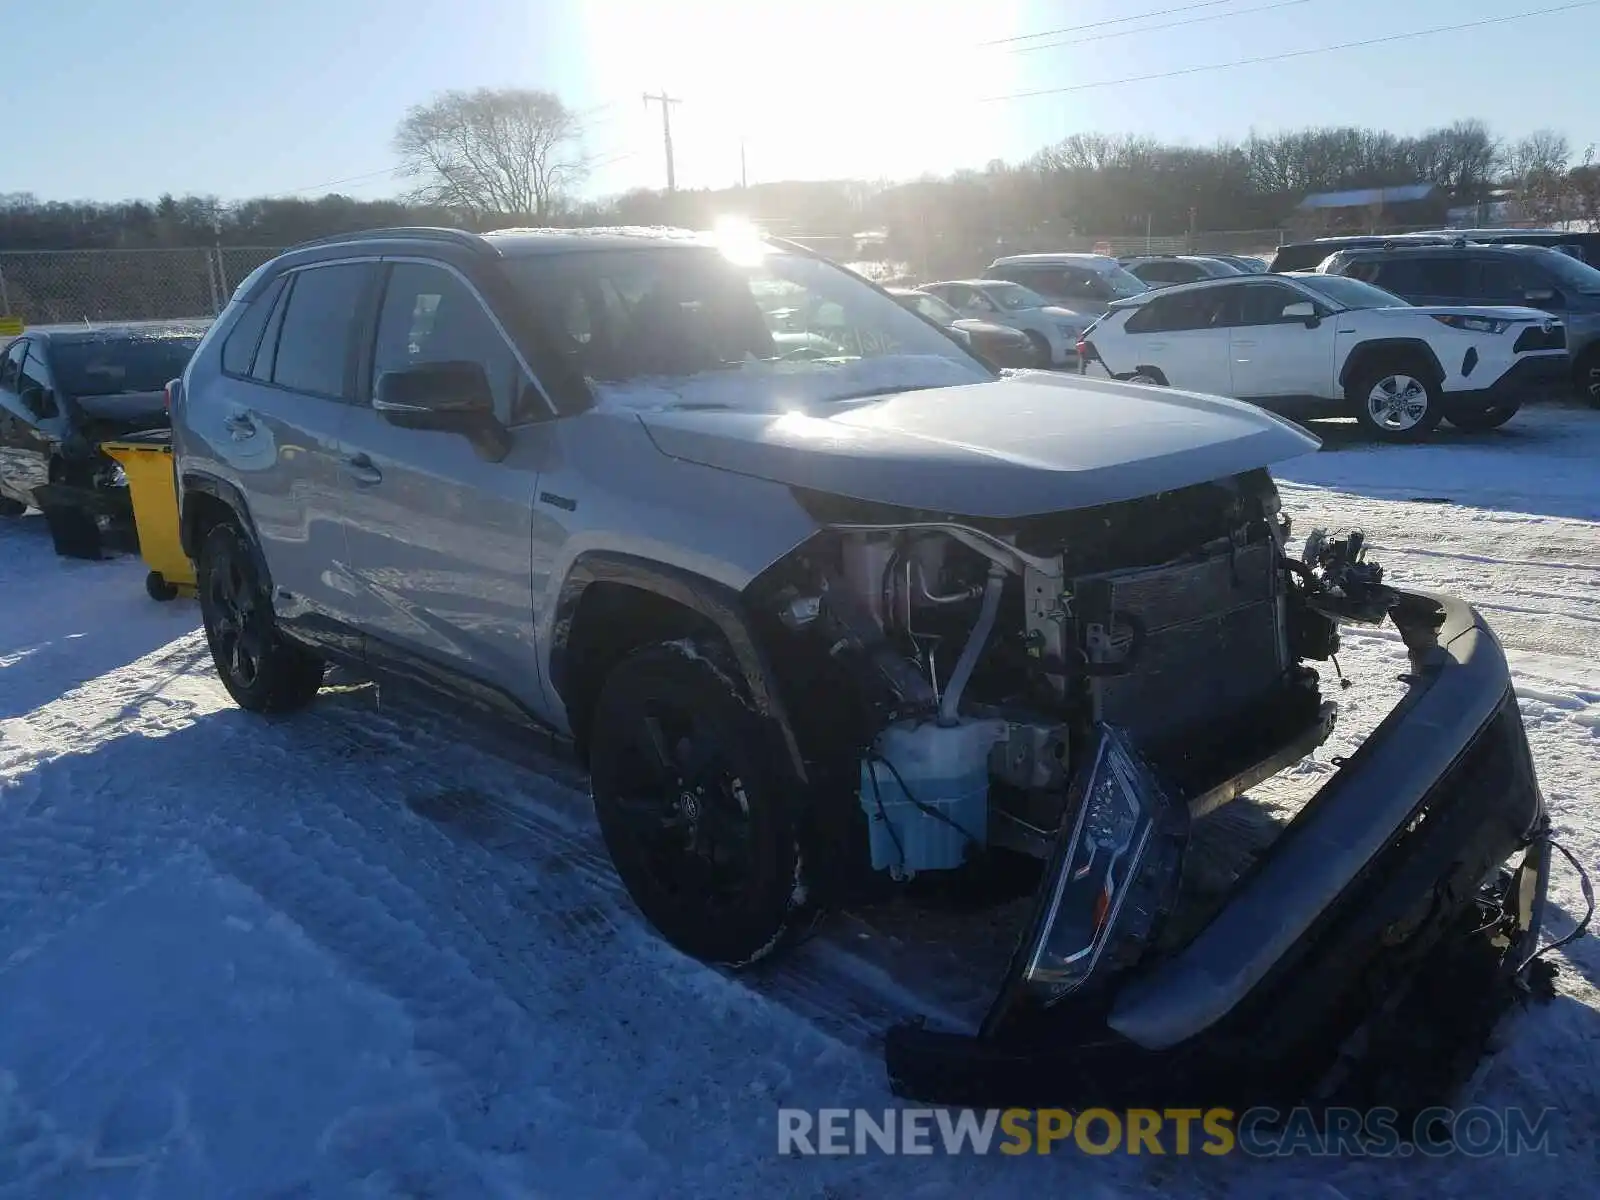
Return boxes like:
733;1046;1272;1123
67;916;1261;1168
172;225;1554;1108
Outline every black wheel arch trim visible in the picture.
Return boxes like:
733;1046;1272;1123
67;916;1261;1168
549;551;809;782
1339;339;1445;390
178;472;272;592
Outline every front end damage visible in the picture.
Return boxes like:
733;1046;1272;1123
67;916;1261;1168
746;470;1558;1110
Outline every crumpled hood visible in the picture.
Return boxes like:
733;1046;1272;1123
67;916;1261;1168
636;372;1320;518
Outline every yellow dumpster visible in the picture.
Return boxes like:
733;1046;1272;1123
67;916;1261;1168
101;431;196;602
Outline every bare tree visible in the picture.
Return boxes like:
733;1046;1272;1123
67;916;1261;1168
1500;129;1572;221
394;88;589;222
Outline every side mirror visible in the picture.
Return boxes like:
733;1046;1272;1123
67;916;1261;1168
1281;301;1320;327
373;359;510;460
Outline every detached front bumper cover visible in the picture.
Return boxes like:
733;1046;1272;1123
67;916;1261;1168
886;588;1554;1108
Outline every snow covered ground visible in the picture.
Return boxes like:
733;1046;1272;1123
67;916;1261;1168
0;402;1596;1198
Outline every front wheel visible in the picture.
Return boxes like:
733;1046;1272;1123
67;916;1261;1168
197;523;324;712
1349;364;1443;441
589;641;810;968
1024;331;1053;368
1445;401;1522;432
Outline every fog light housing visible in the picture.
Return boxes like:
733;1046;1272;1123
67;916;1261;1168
982;724;1188;1037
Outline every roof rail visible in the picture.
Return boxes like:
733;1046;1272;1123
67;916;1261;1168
285;226;496;255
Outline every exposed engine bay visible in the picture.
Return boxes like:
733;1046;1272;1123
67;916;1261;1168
741;470;1560;1112
758;469;1380;879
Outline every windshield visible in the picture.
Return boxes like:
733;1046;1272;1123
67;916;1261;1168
1101;265;1149;299
50;333;203;396
902;291;960;325
1294;274;1409;311
502;245;994;410
1530;247;1600;294
982;281;1049;311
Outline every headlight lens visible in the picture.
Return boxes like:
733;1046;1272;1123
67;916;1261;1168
1432;314;1510;334
984;725;1187;1032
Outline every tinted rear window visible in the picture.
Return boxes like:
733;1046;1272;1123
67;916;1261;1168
50;334;204;396
270;264;371;398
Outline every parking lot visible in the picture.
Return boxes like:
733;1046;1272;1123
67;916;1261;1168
0;396;1594;1197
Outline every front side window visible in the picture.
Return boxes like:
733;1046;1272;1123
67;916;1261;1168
270;263;371;398
372;262;520;419
18;344;56;417
1293;274;1407;311
0;340;26;392
502;244;992;410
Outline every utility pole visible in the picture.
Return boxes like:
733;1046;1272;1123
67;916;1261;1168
643;90;682;191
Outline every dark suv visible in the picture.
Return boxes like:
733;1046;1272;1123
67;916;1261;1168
1318;242;1600;406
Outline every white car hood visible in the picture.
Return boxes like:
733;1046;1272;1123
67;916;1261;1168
637;371;1321;518
1375;304;1554;322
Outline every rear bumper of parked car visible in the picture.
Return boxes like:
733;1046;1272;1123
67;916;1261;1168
1443;353;1569;411
885;590;1550;1109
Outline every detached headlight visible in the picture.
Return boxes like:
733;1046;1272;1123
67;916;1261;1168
1432;314;1511;334
983;725;1187;1034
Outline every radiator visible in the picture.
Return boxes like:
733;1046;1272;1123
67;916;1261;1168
1075;541;1287;746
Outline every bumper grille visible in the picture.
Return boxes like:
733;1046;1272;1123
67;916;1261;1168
1513;324;1565;352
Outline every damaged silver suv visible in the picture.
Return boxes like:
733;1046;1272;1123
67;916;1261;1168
171;224;1556;1112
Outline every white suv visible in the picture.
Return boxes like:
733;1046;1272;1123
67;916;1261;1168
1078;271;1568;440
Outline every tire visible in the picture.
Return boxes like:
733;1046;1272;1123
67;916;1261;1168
1574;348;1600;409
1023;331;1053;368
197;522;324;713
1122;369;1166;386
0;497;25;517
589;641;810;968
1348;361;1443;442
145;570;179;602
1445;401;1521;432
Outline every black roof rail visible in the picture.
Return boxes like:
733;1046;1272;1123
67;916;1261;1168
285;226;497;255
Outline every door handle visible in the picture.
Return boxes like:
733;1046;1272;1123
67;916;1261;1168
223;411;256;439
341;452;383;486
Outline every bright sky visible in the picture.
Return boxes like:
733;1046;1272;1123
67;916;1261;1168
5;0;1600;204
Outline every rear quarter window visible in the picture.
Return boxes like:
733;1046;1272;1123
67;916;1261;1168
221;275;287;377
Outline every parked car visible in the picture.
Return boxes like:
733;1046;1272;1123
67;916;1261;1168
1266;234;1457;273
1204;253;1270;274
172;225;1553;1111
1119;254;1244;288
983;252;1148;316
884;286;1037;367
0;320;209;548
1316;241;1600;407
1413;227;1600;266
915;278;1092;367
1077;271;1566;438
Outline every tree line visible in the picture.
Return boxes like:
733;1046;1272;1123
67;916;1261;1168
5;89;1599;260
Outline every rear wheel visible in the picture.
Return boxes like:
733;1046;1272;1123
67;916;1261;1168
1122;369;1167;386
0;497;25;517
1348;363;1443;442
589;641;810;967
197;523;324;712
1445;401;1521;432
1023;331;1053;368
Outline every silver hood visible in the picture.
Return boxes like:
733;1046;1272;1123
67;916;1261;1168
636;372;1320;518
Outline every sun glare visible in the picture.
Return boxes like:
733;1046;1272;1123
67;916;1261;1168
577;0;1026;188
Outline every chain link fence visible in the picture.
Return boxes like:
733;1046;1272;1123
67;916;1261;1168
0;246;286;326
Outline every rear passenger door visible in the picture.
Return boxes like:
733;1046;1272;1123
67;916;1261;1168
1119;286;1236;395
210;260;376;636
336;258;545;711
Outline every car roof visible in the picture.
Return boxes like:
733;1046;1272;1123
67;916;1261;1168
13;319;212;345
479;225;718;256
1330;241;1547;259
1104;272;1308;308
989;252;1118;268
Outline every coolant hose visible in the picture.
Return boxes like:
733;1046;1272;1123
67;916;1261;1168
937;564;1006;727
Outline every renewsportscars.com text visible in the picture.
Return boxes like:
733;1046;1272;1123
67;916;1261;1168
777;1106;1557;1158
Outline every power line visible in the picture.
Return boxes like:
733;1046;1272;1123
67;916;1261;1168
980;0;1600;102
982;0;1240;46
1007;0;1317;54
